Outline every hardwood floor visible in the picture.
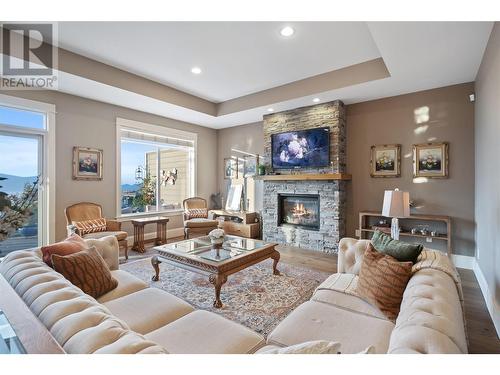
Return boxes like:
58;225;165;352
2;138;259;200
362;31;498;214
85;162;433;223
276;244;500;354
136;239;500;353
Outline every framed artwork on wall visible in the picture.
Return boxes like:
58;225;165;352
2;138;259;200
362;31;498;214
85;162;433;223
224;157;238;179
72;146;103;180
413;142;449;178
243;154;259;178
370;144;401;177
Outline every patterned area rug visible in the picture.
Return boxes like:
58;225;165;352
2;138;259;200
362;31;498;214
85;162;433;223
121;257;330;336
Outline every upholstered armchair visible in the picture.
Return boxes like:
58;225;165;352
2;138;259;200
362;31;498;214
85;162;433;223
183;197;218;239
65;202;128;259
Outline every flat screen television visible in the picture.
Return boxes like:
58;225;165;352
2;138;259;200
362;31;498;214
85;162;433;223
271;127;330;169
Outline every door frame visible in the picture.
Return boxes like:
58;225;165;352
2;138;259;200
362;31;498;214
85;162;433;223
0;94;56;246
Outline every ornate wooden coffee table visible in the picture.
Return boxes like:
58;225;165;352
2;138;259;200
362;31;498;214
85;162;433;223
151;236;280;308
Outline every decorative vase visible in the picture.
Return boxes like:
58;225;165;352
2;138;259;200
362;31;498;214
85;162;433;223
258;165;266;176
211;237;224;246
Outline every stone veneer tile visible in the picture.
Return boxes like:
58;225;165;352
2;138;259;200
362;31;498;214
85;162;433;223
261;101;347;253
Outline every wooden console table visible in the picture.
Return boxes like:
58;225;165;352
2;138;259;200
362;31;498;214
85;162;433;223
209;210;260;239
359;211;451;255
131;216;169;253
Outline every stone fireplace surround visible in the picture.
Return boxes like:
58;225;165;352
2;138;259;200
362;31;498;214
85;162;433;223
261;100;347;253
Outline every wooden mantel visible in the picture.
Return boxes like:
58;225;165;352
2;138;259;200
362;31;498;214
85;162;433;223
254;173;351;181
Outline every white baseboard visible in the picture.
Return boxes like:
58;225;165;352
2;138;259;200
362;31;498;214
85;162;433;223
126;227;184;246
472;258;500;338
451;254;475;270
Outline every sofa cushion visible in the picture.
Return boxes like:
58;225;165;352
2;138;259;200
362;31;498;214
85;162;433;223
0;250;167;354
371;230;423;263
41;234;88;267
145;310;265;354
388;268;467;354
84;236;120;271
184;219;219;228
357;244;412;321
312;273;387;320
104;288;194;334
52;246;118;299
267;300;394;354
97;270;148;303
83;230;128;241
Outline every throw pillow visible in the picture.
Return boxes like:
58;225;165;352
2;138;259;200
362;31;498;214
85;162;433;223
74;218;107;235
356;243;413;321
259;340;341;354
185;208;208;219
371;230;423;263
41;234;88;267
51;246;118;299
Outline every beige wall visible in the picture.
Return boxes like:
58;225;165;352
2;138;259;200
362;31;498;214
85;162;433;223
474;22;500;331
346;83;475;256
217;83;476;256
217;122;264;211
1;90;217;241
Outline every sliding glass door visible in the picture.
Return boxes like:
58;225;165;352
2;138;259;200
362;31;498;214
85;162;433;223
0;105;47;256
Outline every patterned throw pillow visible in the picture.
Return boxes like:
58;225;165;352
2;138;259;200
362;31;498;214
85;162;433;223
51;246;118;299
356;243;413;321
185;208;208;219
41;233;88;267
74;218;107;235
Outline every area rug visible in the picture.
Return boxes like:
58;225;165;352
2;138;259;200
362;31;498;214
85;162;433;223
120;257;330;336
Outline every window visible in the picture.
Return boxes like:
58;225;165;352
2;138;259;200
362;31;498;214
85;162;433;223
117;119;196;217
0;96;56;257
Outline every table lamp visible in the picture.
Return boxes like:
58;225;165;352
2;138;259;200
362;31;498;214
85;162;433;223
382;188;410;240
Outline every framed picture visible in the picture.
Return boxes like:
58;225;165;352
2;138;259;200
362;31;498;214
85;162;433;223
370;144;401;177
413;142;449;178
243;154;259;178
224;157;238;179
72;147;103;180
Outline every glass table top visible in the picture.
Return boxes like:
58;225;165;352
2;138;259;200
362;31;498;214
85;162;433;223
0;310;25;354
155;235;269;263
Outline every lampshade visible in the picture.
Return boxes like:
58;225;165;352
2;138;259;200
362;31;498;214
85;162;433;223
382;189;410;218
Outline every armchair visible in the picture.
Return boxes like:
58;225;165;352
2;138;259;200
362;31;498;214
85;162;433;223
183;197;218;239
65;202;128;260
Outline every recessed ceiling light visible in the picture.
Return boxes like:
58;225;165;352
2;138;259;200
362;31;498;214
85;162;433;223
267;108;274;112
313;98;320;103
191;66;202;74
280;26;294;37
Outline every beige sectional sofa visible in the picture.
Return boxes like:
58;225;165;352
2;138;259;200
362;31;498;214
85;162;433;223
258;238;468;354
0;236;265;354
0;236;468;354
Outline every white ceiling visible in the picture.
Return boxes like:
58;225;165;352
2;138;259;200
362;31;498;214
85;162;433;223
46;21;494;128
55;22;381;102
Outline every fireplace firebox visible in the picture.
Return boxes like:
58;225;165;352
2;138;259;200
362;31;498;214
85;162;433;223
277;194;320;231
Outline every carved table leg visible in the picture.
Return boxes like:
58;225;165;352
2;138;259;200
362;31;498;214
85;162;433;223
132;223;145;253
156;222;167;245
151;255;162;281
209;273;227;308
271;250;281;275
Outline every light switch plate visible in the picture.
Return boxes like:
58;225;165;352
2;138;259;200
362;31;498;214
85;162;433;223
355;229;361;237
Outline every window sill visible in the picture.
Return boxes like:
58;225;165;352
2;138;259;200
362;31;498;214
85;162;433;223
116;209;184;221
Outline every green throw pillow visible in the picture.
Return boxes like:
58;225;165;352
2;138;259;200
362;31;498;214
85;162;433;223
371;230;423;263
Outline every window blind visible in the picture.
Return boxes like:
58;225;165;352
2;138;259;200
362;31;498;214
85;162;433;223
120;128;194;149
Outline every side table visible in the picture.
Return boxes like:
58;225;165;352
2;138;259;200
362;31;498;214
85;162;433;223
131;216;169;253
